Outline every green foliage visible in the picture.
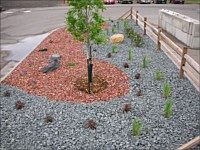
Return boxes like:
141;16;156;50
65;0;106;46
128;48;132;60
116;21;120;30
133;33;144;47
155;69;162;80
142;55;147;68
132;119;142;136
106;28;109;35
112;44;117;53
124;27;135;38
112;26;115;33
163;81;170;99
164;99;172;118
123;19;128;29
66;62;75;67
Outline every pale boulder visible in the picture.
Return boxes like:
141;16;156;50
109;34;124;43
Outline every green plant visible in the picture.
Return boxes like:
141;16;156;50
142;55;147;68
164;99;172;118
132;119;142;136
106;28;109;35
128;48;132;60
116;21;120;30
133;33;144;47
112;26;115;33
111;44;117;53
65;0;106;94
66;62;75;67
155;69;162;80
163;81;170;99
123;19;128;29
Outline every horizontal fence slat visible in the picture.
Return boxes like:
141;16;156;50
184;54;200;73
160;40;181;68
177;136;200;150
160;32;183;56
146;28;158;43
145;21;158;34
183;66;200;91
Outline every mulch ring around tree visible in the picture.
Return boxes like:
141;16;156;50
2;27;129;103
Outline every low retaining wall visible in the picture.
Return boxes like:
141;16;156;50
158;9;200;49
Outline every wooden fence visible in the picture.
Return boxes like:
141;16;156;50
119;7;200;150
119;7;200;92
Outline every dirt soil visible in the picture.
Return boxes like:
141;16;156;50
2;27;129;103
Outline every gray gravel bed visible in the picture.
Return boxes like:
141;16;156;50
1;20;200;150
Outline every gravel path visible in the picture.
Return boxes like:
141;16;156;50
1;20;200;150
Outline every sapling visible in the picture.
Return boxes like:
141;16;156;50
163;81;170;100
155;69;162;80
132;119;142;136
65;0;106;94
112;44;117;53
142;55;147;68
164;99;172;118
128;48;132;60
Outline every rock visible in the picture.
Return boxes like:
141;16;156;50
40;60;58;73
41;54;61;73
38;48;48;52
110;34;124;43
48;54;61;62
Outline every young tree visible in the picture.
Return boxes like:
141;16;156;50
65;0;106;93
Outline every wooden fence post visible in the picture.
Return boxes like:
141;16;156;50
157;28;162;50
144;17;147;35
136;11;138;26
179;47;188;78
130;7;133;19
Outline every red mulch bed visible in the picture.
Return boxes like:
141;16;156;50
2;27;129;103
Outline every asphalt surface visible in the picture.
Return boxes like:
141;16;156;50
0;2;200;80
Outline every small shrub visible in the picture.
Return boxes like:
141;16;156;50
85;119;96;129
133;33;144;47
155;69;162;80
142;56;147;68
123;19;128;29
44;114;53;123
123;104;131;112
135;72;141;79
163;81;170;100
112;26;115;33
49;40;53;43
123;63;129;68
20;69;27;75
93;48;97;52
111;44;117;53
107;52;112;58
124;27;134;38
15;101;25;110
66;62;75;67
28;80;36;86
164;99;172;118
106;28;109;35
128;48;132;60
116;21;120;30
136;88;141;96
132;119;142;136
4;91;11;97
